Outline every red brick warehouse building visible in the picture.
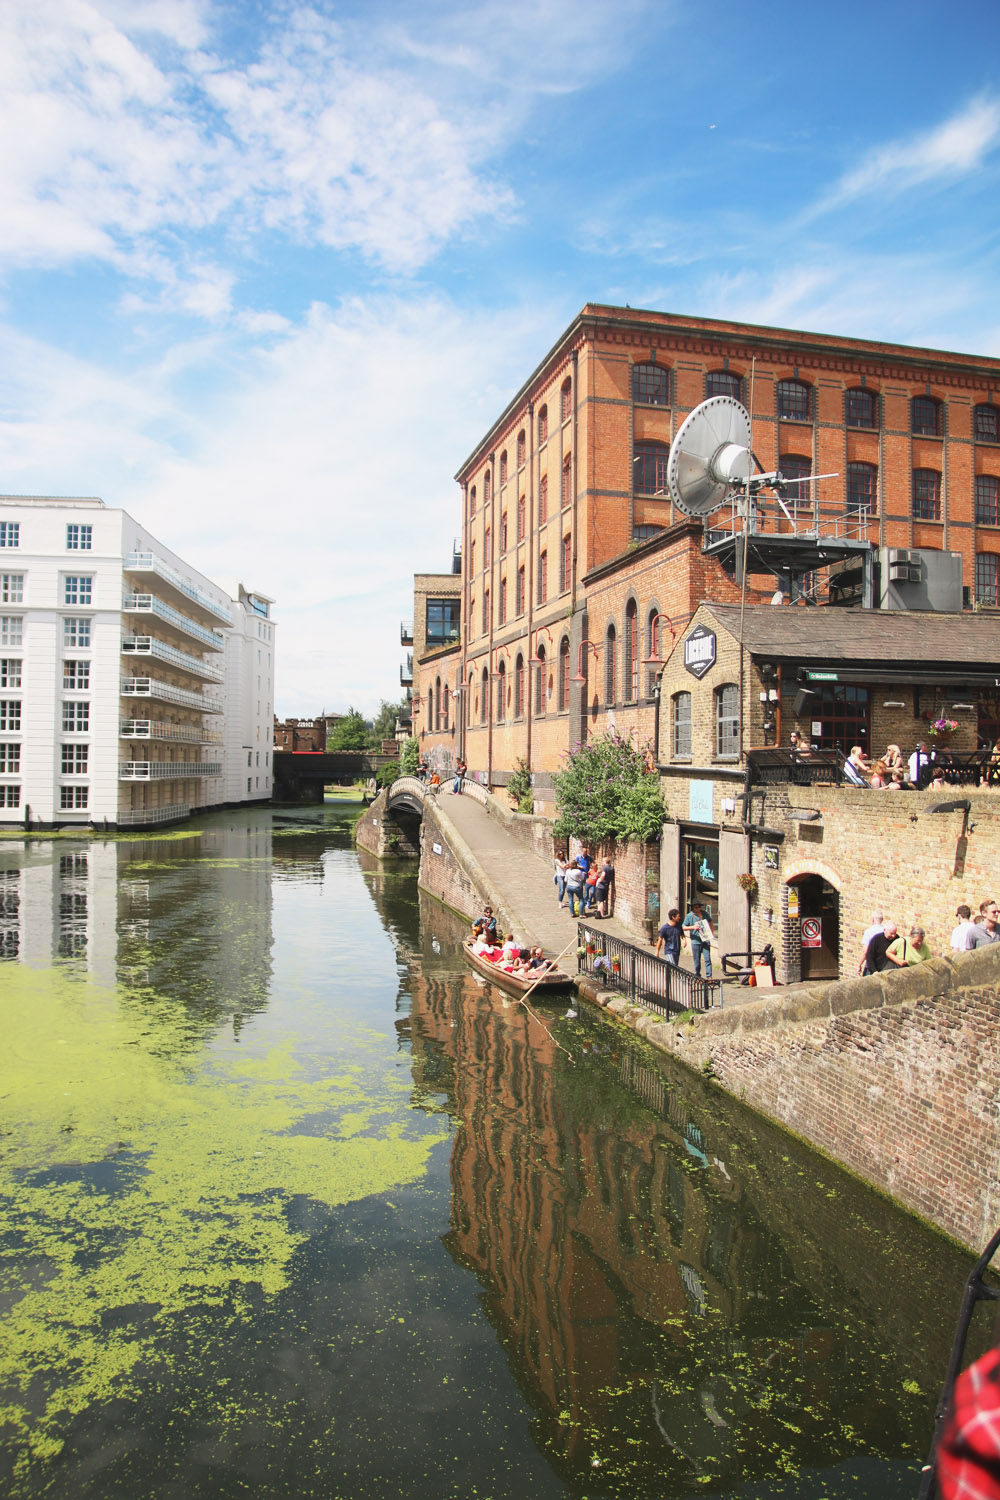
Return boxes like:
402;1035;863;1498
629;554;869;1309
412;303;1000;805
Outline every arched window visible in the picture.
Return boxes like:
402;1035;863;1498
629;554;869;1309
484;526;491;564
715;684;739;758
538;405;548;444
484;469;491;503
560;532;571;591
672;692;692;758
517;494;526;541
975;404;999;445
500;511;508;553
534;645;546;715
514;654;524;718
846;462;877;514
976;475;999;526
560;377;572;423
779;453;812;513
482;588;489;633
913;469;942;521
516;565;525;614
469;485;476;516
605;625;617;706
435;676;442;732
633;441;670;495
538;473;548;522
496;661;506;722
646;608;661;698
468;669;474;719
443;682;449;731
912;396;943;437
624;600;638;702
976;553;999;606
537;550;547;604
499;450;508;485
632;363;669;406
498;575;507;625
561;454;572;508
845;388;878;429
516;430;526;467
427;683;435;734
776;379;812;422
706;370;742;401
559;638;571;712
480;667;488;725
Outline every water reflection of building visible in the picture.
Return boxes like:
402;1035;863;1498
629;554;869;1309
400;959;969;1490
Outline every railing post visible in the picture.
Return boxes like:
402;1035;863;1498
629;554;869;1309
629;949;636;1004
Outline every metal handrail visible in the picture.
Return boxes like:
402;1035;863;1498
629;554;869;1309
120;720;223;743
124;552;231;624
576;922;722;1012
117;802;191;826
122;594;225;651
120;677;224;713
122;636;224;682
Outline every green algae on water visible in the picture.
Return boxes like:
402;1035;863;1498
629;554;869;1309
0;966;448;1472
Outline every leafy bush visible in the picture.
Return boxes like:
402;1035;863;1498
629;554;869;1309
399;737;419;776
553;732;665;845
506;758;533;814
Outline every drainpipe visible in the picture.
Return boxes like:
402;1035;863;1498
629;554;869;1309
525;401;535;773
486;451;497;789
459;481;468;763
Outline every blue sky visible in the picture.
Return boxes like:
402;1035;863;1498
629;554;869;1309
1;0;999;714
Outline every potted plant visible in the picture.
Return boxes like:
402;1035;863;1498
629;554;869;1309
611;956;621;974
737;873;758;896
927;716;959;740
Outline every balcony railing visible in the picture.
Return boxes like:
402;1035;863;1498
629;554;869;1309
124;552;231;625
122;595;225;651
120;761;223;780
117;803;191;826
121;677;223;713
120;720;224;744
400;655;413;685
401;620;414;645
122;636;224;682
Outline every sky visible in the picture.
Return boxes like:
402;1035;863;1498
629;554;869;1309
1;0;999;717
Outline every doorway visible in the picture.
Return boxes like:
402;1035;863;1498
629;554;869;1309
683;837;719;927
792;875;840;980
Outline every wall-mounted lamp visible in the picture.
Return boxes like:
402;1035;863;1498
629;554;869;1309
642;612;683;666
530;627;553;665
768;688;779;702
952;703;975;711
571;641;601;684
787;808;822;822
882;700;905;709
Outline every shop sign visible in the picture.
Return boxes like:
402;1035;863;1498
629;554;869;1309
801;916;822;948
688;779;714;824
763;844;779;870
684;625;717;680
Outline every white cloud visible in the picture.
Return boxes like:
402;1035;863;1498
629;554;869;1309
0;292;569;715
807;96;1000;219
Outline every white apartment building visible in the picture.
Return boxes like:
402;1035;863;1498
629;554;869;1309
0;496;276;828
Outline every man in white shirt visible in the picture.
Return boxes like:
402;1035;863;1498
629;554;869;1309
908;741;934;786
950;905;976;951
858;911;884;974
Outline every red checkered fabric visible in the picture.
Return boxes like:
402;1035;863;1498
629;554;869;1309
938;1348;1000;1499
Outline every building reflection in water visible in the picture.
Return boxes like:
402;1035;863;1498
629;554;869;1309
386;891;985;1495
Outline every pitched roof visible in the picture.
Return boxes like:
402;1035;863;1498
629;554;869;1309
700;603;1000;667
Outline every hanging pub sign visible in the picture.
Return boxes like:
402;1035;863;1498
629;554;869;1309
763;844;779;870
684;625;717;680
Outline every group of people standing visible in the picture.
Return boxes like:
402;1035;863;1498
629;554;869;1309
654;901;715;978
554;850;615;919
858;899;1000;974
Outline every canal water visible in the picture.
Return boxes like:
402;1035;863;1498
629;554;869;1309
0;803;990;1499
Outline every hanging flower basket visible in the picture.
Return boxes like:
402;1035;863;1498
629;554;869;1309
927;717;959;738
611;957;621;973
737;873;758;896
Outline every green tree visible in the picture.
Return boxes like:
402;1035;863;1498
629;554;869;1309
399;736;419;776
552;733;664;845
369;697;410;746
326;708;369;751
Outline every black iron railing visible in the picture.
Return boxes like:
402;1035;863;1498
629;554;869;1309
576;923;722;1013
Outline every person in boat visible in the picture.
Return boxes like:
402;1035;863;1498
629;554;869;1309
477;907;498;943
527;946;553;971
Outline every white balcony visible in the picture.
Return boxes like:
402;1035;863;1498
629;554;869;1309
117;802;191;827
120;677;224;713
120;761;223;780
122;594;226;651
123;552;231;626
120;719;224;744
122;636;224;683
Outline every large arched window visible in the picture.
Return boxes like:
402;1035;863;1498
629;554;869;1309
514;653;524;718
605;625;617;706
624;600;639;702
846;462;877;514
443;683;449;731
913;469;942;521
646;608;662;699
480;667;488;725
496;661;506;723
706;370;742;401
779;453;812;514
845;388;878;429
537;405;548;444
534;645;546;716
975;404;999;445
632;362;669;406
672;692;692;758
434;676;442;732
633;441;669;495
715;684;739;758
912;396;943;437
776;379;812;422
558;638;571;712
427;683;435;735
976;553;999;606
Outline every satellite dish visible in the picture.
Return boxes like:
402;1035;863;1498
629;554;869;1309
667;396;753;518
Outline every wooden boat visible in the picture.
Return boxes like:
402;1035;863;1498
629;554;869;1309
462;940;573;996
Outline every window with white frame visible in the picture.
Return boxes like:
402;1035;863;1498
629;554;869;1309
0;701;22;731
63;660;90;690
0;659;20;688
61;744;88;774
0;522;19;548
0;574;23;603
672;693;692;757
0;617;22;647
60;786;89;809
66;524;93;550
0;785;19;807
62;702;89;732
63;618;91;648
64;576;93;606
0;744;20;773
715;683;740;758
